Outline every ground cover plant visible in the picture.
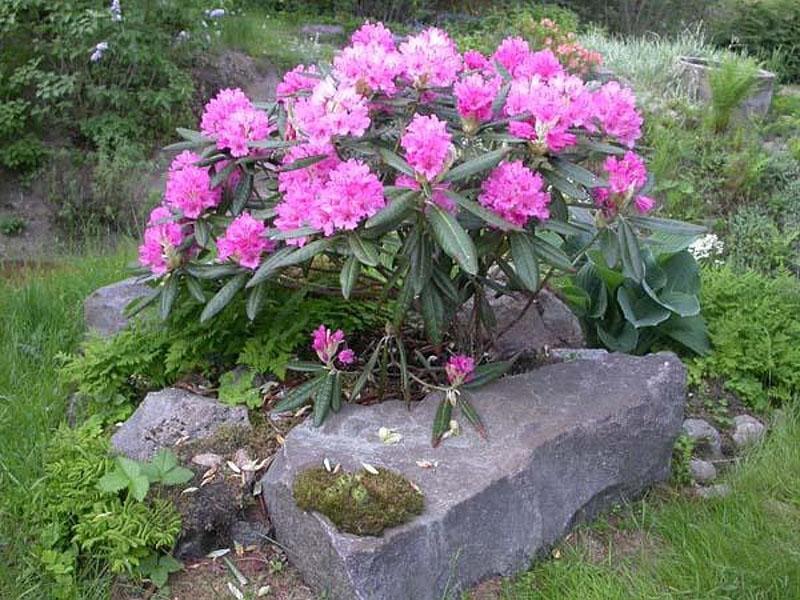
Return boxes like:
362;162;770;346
134;20;705;443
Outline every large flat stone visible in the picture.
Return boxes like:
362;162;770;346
263;352;685;600
84;277;151;337
111;388;250;461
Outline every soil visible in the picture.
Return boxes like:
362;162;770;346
0;49;280;265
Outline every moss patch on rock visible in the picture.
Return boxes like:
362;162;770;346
293;467;424;536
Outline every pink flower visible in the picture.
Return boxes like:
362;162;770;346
492;37;530;78
445;354;475;386
593;152;654;218
337;348;356;365
216;212;274;269
216;107;272;157
399;27;462;88
334;41;402;95
479;161;551;227
463;49;491;72
138;206;186;275
400;114;453;181
591;82;642;148
292;78;371;142
313;159;385;236
454;73;501;127
311;324;353;365
517;49;564;80
164;151;221;219
604;152;648;195
350;21;396;51
200;88;253;138
396;175;455;213
277;65;318;100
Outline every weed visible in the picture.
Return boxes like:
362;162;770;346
0;215;25;236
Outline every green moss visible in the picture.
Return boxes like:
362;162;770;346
293;467;424;536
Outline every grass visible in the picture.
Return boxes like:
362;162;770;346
215;8;348;70
492;410;800;599
0;241;135;598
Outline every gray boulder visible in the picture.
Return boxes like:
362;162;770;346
84;277;151;337
482;289;585;358
682;418;722;459
300;24;345;38
732;415;766;448
263;353;685;600
111;388;250;461
690;459;717;484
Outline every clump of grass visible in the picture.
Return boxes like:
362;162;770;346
293;466;424;536
707;57;760;132
0;216;25;236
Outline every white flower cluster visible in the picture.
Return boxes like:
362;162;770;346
688;233;725;264
89;42;109;63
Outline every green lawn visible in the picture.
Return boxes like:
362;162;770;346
494;410;800;599
0;243;135;598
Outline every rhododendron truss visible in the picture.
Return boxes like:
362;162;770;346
133;20;705;442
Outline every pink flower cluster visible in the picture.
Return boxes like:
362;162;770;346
399;27;463;89
454;73;501;128
276;64;318;100
334;26;402;95
400;114;454;181
396;175;455;213
532;18;602;75
292;78;371;142
165;151;222;219
593;152;655;218
445;354;475;386
312;325;355;366
216;213;275;269
590;82;642;148
138;207;186;276
479;161;551;226
275;148;384;241
200;88;272;157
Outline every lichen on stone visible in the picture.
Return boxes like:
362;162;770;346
292;466;424;536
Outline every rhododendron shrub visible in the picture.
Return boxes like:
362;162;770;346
134;21;705;440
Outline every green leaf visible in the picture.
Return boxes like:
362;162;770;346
420;283;445;344
246;282;266;320
458;392;486;439
366;190;417;229
331;371;342;413
509;232;540;292
544;171;590;201
194;219;210;248
210;160;239;189
533;236;574;272
462;361;513;389
247;246;296;287
280;153;329;172
142;449;194;486
100;457;151;502
442;189;521;231
185;276;206;304
426;205;478;275
160;465;195;486
348;234;379;266
269;226;320;241
617;287;671;328
443;147;508;183
576;263;608;318
313;373;335;427
393;269;416;329
378;146;415;176
97;470;128;494
159;276;179;321
340;256;361;300
409;230;432;294
351;341;382;401
550;157;603;188
628;216;707;236
599;228;620;268
580;139;626;155
286;361;326;372
185;263;242;279
596;320;638;353
175;127;207;142
618;219;645;283
432;397;453;447
231;172;253;215
272;375;326;413
660;250;701;295
247;238;335;288
660;314;710;355
200;273;248;322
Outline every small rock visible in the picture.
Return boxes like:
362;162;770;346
689;459;717;483
299;24;344;38
682;418;722;458
84;277;151;337
732;415;765;449
111;388;250;461
549;348;608;362
695;483;731;500
229;519;271;548
192;453;224;468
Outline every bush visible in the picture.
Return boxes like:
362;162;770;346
31;420;182;597
561;0;713;35
130;21;703;442
691;267;800;410
725;205;798;274
711;0;800;83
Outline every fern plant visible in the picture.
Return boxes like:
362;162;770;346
707;57;760;133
